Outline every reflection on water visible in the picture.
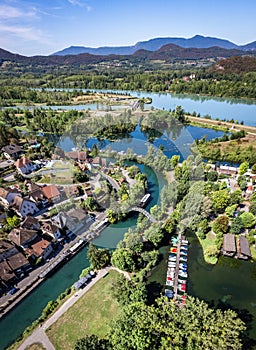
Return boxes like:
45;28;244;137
187;230;256;341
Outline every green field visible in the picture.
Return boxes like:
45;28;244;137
46;270;120;350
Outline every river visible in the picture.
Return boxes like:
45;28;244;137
1;91;256;348
8;88;256;126
0;161;165;350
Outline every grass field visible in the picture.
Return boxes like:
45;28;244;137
47;270;120;350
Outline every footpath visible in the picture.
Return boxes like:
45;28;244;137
17;267;111;350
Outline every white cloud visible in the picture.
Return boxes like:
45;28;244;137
0;4;37;20
0;23;50;43
68;0;93;10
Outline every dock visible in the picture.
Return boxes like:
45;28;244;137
165;233;188;305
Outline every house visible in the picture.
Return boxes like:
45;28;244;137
0;187;21;208
2;144;23;160
21;216;40;231
42;185;61;204
27;238;53;261
64;186;79;198
223;234;236;257
0;260;16;288
218;165;238;176
65;151;88;162
12;196;39;217
51;212;68;230
0;239;19;262
41;221;62;240
28;185;48;207
6;252;31;277
15;156;35;175
8;228;39;248
237;236;251;260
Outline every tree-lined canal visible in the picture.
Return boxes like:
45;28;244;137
1;92;256;349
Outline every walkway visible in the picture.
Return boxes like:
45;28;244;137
17;267;111;350
128;206;157;223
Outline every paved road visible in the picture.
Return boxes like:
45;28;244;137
17;267;111;350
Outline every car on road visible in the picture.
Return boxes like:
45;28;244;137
9;287;18;295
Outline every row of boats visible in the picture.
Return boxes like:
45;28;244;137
164;235;189;304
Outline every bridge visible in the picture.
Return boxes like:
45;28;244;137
128;206;157;223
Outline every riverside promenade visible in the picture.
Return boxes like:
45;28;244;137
17;267;111;350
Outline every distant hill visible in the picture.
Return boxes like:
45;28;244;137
0;44;254;73
134;44;245;60
241;41;256;51
52;35;254;56
211;56;256;74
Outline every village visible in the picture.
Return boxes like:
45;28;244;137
1;118;256;321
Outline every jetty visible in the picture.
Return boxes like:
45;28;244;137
165;233;188;305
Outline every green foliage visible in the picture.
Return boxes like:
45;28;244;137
239;211;255;228
225;204;238;218
211;189;230;213
212;215;229;234
229;189;243;205
239;161;249;175
74;335;110;350
230;216;244;234
249;201;256;215
108;296;245;350
143;223;164;247
111;248;136;272
207;170;218;182
169;155;180;168
6;215;20;230
111;275;147;306
251;163;256;174
87;243;111;270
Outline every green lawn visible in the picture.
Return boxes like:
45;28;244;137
47;270;120;350
199;232;218;265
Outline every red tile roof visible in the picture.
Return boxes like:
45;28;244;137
15;156;32;168
42;185;60;199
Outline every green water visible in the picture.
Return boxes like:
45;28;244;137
187;231;256;344
0;163;165;349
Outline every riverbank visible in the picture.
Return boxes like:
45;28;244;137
186;115;256;136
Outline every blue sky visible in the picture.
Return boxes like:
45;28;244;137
1;0;256;56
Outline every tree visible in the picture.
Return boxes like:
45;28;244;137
111;248;136;272
109;296;245;350
111;275;147;306
225;204;238;218
239;161;249;175
212;215;229;234
207;170;218;182
229;190;242;205
170;155;180;168
74;335;110;350
84;197;98;211
87;243;111;270
6;215;20;230
250;201;256;215
143;223;163;247
240;211;255;228
197;219;209;239
230;216;244;234
251;163;256;174
211;189;230;213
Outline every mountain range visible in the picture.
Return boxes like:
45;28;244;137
0;44;248;67
52;35;256;56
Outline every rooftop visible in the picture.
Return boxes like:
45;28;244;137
42;185;60;199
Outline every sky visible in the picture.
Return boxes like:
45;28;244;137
0;0;256;56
